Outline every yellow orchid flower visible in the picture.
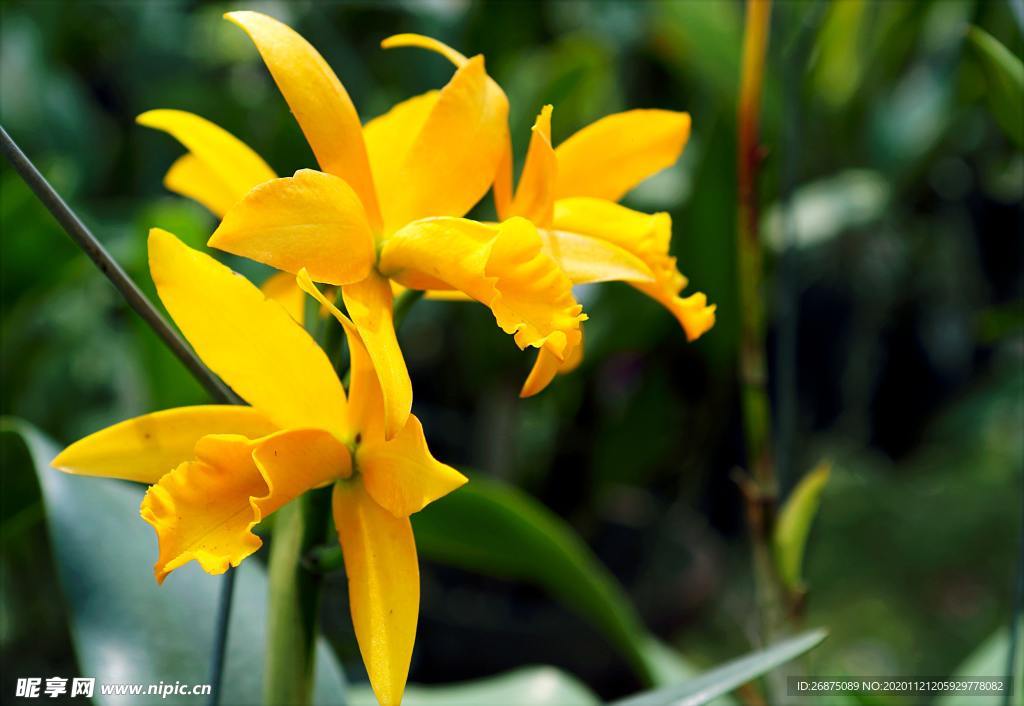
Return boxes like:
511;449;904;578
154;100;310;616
52;228;467;706
137;11;585;437
495;104;717;396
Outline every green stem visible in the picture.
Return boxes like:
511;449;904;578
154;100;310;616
264;487;333;706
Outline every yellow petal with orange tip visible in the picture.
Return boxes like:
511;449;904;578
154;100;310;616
552;197;715;340
380;216;586;358
508;104;556;226
261;271;306;324
52;405;277;484
148;228;349;433
209;169;376;286
225;10;382;231
332;481;419;706
137;109;277;218
141;429;349;583
358;414;467;517
296;269;384;443
554;109;691;202
342;273;412;441
376;37;509;232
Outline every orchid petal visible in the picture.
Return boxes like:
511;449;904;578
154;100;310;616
358;415;467;517
141;429;348;583
333;481;418;706
52;406;276;484
137;109;276;218
149;228;349;432
380;216;587;357
209;169;376;286
225;11;382;230
555;109;691;202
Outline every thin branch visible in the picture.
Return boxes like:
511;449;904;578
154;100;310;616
0;125;241;703
0;125;239;405
207;568;237;706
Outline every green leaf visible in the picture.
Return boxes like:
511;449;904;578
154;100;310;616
348;667;599;706
1;418;347;706
640;638;737;705
934;618;1023;706
610;630;828;706
413;475;657;685
774;462;832;591
967;26;1024;148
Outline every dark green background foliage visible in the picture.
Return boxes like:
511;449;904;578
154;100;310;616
1;0;1021;702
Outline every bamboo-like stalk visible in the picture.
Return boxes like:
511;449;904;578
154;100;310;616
735;0;784;645
1;125;240;706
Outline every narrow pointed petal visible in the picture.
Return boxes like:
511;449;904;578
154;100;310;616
209;169;376;286
379;217;586;357
261;271;306;324
297;270;384;442
149;228;349;432
520;330;584;398
540;229;655;285
141;429;348;583
342;273;411;440
52;406;276;484
225;10;382;230
381;34;468;66
333;481;418;706
358;415;467;517
554;110;691;202
553;198;715;340
137;109;276;217
508;105;556;226
373;44;509;231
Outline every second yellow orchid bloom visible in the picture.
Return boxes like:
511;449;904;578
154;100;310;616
53;228;466;706
137;11;586;438
496;104;717;395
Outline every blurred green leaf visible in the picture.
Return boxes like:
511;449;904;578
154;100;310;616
349;667;599;706
967;26;1024;148
414;475;657;685
763;171;889;252
774;462;832;592
1;419;347;706
811;0;869;108
610;629;828;706
934;618;1023;706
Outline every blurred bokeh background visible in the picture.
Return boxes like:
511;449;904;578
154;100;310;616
1;0;1021;703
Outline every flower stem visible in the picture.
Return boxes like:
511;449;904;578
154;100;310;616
264;486;334;706
736;0;785;645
